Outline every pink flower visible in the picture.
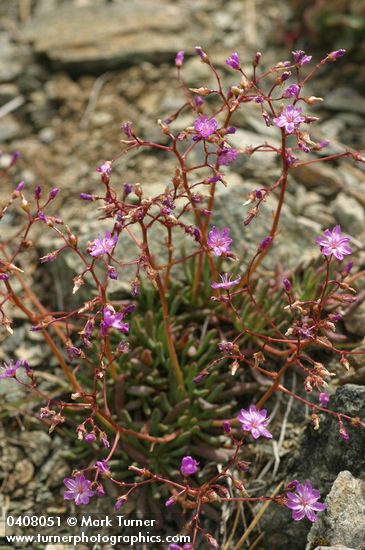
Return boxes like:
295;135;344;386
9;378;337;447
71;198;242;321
0;359;30;379
316;225;352;261
211;273;241;289
283;84;300;98
194;115;218;138
286;480;326;522
89;231;118;257
273;105;305;134
319;392;330;406
292;50;312;66
217;147;238;166
237;404;272;439
94;460;110;474
96;161;112;176
207;226;232;256
100;306;129;336
63;474;94;505
180;456;199;476
225;52;241;70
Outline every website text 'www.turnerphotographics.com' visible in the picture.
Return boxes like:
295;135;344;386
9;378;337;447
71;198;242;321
1;513;191;547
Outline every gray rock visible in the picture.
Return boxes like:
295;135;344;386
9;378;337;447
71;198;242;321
288;184;335;227
0;115;21;141
0;35;24;82
38;127;56;144
337;164;365;208
306;471;365;550
19;431;52;466
23;2;213;72
0;83;19;102
325;87;365;115
45;74;81;101
230;128;281;153
344;300;365;337
177;57;215;88
331;193;365;235
215;174;321;270
292;163;343;196
13;459;34;487
260;385;365;549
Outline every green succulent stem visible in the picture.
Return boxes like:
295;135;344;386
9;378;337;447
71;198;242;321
140;222;186;396
155;274;187;395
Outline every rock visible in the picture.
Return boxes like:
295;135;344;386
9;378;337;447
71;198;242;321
0;115;21;141
331;193;365;235
19;431;52;466
0;83;20;102
215;174;321;270
46;74;81;102
287;184;335;227
337;164;365;208
325;87;365;115
259;385;365;549
344;300;365;337
306;471;365;550
23;2;213;73
320;117;346;140
14;460;34;487
292;163;343;196
230;127;281;151
91;111;114;127
288;385;365;487
0;34;25;82
177;57;214;88
39;445;69;489
38;127;56;144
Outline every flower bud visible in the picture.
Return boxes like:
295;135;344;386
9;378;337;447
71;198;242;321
21;198;30;212
69;234;78;247
304;96;324;105
283;278;291;292
175;50;184;68
195;46;209;63
16;180;25;192
311;413;320;430
115;496;128;510
253;52;262;66
327;49;346;61
189;87;212;96
9;150;20;167
259;236;273;252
